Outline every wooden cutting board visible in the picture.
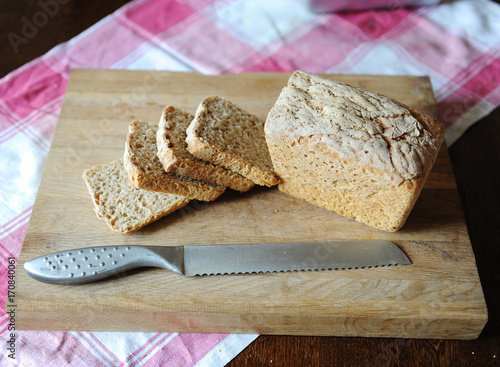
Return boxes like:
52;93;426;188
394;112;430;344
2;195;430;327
17;70;487;339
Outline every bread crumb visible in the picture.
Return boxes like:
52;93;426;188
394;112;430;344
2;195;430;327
82;159;190;233
157;106;254;192
124;120;225;201
186;96;278;186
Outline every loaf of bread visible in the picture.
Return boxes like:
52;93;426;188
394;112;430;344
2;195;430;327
186;96;279;187
264;71;445;232
156;106;255;192
124;120;225;201
82;159;190;233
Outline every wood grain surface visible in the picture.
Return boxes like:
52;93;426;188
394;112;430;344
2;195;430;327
16;69;487;340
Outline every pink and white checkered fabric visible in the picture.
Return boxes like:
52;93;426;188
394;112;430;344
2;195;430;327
1;0;500;365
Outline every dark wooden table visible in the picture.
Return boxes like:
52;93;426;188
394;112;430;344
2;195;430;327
1;1;498;366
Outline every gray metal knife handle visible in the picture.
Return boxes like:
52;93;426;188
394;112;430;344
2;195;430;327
24;246;184;284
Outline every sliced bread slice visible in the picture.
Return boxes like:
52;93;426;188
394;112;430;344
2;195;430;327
124;120;225;201
82;159;190;234
186;96;279;187
157;106;255;192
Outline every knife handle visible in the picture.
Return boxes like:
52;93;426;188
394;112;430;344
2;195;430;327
23;245;184;284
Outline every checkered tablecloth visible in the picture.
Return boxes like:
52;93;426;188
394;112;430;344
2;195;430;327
1;0;500;365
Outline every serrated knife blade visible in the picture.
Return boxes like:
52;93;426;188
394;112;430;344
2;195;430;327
24;240;411;284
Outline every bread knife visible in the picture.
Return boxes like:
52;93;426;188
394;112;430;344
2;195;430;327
23;240;411;284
